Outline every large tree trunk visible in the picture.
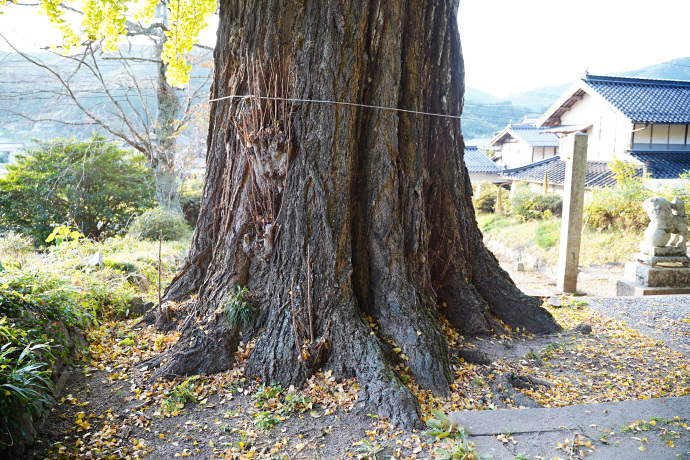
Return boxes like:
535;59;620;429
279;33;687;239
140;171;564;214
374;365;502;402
146;0;560;428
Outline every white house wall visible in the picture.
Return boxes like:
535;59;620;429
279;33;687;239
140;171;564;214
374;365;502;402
497;138;533;168
632;123;690;150
557;93;631;161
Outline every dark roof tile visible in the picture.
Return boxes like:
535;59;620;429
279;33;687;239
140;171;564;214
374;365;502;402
583;75;690;124
464;145;501;173
499;157;642;188
628;151;690;179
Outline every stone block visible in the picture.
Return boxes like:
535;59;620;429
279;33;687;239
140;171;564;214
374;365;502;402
82;251;104;267
625;262;690;287
635;253;690;267
638;244;688;257
616;279;690;296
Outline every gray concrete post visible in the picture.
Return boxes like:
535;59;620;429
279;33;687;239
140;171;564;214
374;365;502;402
557;133;588;293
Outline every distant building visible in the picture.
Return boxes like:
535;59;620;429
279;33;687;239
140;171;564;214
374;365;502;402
499;155;642;194
463;145;502;183
487;121;559;169
536;74;690;184
0;143;23;176
0;143;23;164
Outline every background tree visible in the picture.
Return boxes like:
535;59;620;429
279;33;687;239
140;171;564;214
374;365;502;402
0;135;154;242
0;0;214;211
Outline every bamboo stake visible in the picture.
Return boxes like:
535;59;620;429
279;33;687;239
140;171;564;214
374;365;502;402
307;245;314;343
158;234;162;317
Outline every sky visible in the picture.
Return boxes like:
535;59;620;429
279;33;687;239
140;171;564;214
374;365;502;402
458;0;690;97
1;1;689;98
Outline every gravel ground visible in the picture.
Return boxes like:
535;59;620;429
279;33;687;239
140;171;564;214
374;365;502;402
495;249;690;357
585;295;690;357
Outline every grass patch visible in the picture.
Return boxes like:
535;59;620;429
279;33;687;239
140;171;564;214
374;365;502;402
479;213;642;266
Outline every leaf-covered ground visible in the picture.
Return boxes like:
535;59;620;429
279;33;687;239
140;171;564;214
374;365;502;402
26;300;690;460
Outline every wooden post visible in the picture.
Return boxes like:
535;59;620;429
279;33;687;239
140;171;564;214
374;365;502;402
495;185;503;215
557;133;588;293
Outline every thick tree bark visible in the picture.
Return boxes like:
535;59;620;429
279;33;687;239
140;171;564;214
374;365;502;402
146;0;560;428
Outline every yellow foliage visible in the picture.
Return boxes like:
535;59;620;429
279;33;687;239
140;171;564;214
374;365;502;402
13;0;214;86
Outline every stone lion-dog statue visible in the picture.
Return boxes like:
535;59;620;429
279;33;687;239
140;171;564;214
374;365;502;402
642;196;688;249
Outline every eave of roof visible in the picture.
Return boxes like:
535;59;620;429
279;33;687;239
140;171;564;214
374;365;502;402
628;151;690;179
463;146;502;173
537;74;690;127
499;157;641;188
488;124;559;147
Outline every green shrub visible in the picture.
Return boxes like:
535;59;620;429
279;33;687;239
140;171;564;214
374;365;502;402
585;187;650;231
128;208;191;241
472;182;509;214
535;220;560;249
508;185;563;221
584;160;650;231
0;232;34;267
0;135;155;243
180;179;203;227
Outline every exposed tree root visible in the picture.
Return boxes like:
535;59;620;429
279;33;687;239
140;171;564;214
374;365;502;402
140;315;239;382
490;372;554;409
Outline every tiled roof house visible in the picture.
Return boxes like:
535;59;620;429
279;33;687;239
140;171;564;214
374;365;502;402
487;122;559;169
463;145;502;183
500;155;643;191
536;74;690;180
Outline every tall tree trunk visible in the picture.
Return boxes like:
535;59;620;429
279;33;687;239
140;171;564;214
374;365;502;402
146;0;560;428
153;33;182;212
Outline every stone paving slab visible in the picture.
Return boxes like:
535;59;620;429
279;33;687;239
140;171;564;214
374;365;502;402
450;396;690;459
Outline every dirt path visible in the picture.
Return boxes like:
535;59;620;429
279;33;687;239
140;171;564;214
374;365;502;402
495;250;625;298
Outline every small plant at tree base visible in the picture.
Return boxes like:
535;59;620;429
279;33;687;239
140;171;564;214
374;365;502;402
278;392;312;415
515;453;531;460
252;383;284;403
424;411;490;460
424;409;469;442
354;438;387;459
225;286;254;327
251;411;279;430
163;376;198;411
434;440;489;460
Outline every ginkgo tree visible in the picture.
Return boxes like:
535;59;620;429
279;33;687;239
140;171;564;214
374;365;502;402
2;0;561;428
1;0;215;210
2;0;216;86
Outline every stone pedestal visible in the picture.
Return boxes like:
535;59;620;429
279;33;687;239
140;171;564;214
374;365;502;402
635;243;690;267
616;259;690;296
